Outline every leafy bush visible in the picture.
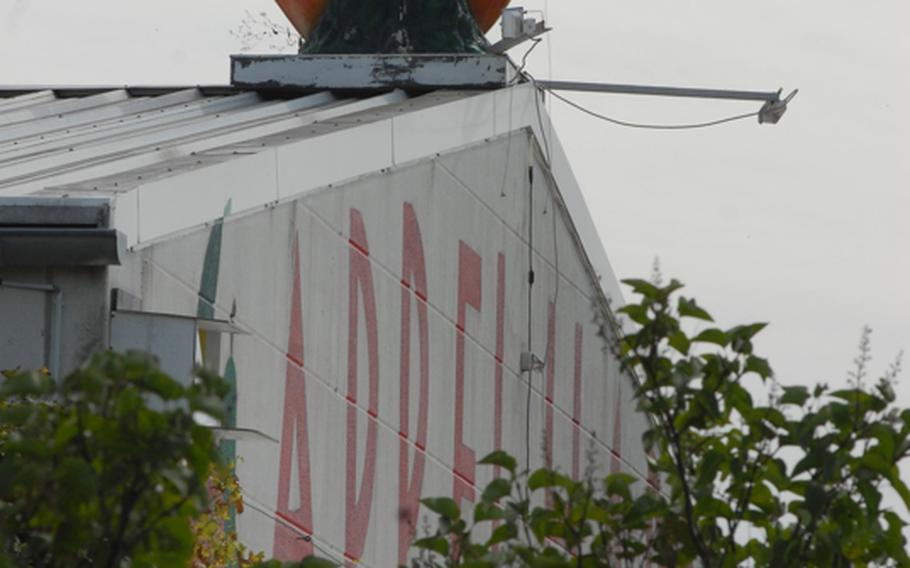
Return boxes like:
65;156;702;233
0;351;227;567
411;278;910;567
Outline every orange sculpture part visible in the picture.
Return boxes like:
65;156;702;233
469;0;511;33
275;0;327;39
275;0;510;39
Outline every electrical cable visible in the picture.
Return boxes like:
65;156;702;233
516;38;543;79
531;84;552;165
544;0;554;157
551;192;560;306
497;75;516;197
525;157;534;474
546;88;760;130
519;68;762;131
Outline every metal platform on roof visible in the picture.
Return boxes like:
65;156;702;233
231;54;518;92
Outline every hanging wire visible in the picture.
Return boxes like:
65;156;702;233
546;87;760;130
544;0;555;154
518;69;761;131
511;38;544;85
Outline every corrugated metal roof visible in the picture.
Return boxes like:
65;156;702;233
0;83;625;307
0;87;449;196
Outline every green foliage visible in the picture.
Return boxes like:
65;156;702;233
0;351;228;567
411;278;910;567
412;452;670;567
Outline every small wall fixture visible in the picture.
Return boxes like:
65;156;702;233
758;89;799;124
520;351;545;373
491;6;550;54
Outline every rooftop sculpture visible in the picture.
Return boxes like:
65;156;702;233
276;0;510;54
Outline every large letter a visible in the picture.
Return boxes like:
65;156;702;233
273;235;315;559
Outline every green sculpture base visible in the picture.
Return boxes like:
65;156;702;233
302;0;490;54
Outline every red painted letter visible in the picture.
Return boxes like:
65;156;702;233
346;209;379;566
544;302;556;471
274;236;315;559
398;203;430;565
453;241;481;506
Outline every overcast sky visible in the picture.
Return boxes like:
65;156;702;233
2;0;908;405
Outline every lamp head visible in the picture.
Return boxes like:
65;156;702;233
759;89;799;124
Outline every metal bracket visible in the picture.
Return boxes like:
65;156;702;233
520;351;545;373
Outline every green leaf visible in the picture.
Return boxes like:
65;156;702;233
870;424;896;461
528;469;558;491
779;385;810;406
474;501;506;523
478;450;517;474
486;522;518;547
860;452;891;477
792;452;821;478
461;561;496;568
829;388;886;412
139;370;185;401
421;497;460;520
749;481;777;514
481;478;512;503
668;330;691;355
727;323;768;342
617;304;650;325
694;496;733;518
693;328;728;346
57;458;97;511
695;450;724;488
0;371;55;398
605;472;637;500
804;483;826;516
745;356;773;379
889;467;910;509
622;279;660;300
299;557;340;568
678;297;713;321
150;516;194;564
413;536;449;557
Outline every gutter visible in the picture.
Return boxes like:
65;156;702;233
0;228;123;267
0;197;124;267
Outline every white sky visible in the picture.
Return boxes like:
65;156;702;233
2;0;908;403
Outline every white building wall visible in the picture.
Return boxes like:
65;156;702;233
115;131;651;566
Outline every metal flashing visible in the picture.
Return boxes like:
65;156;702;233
0;196;110;227
0;86;242;99
231;54;515;92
